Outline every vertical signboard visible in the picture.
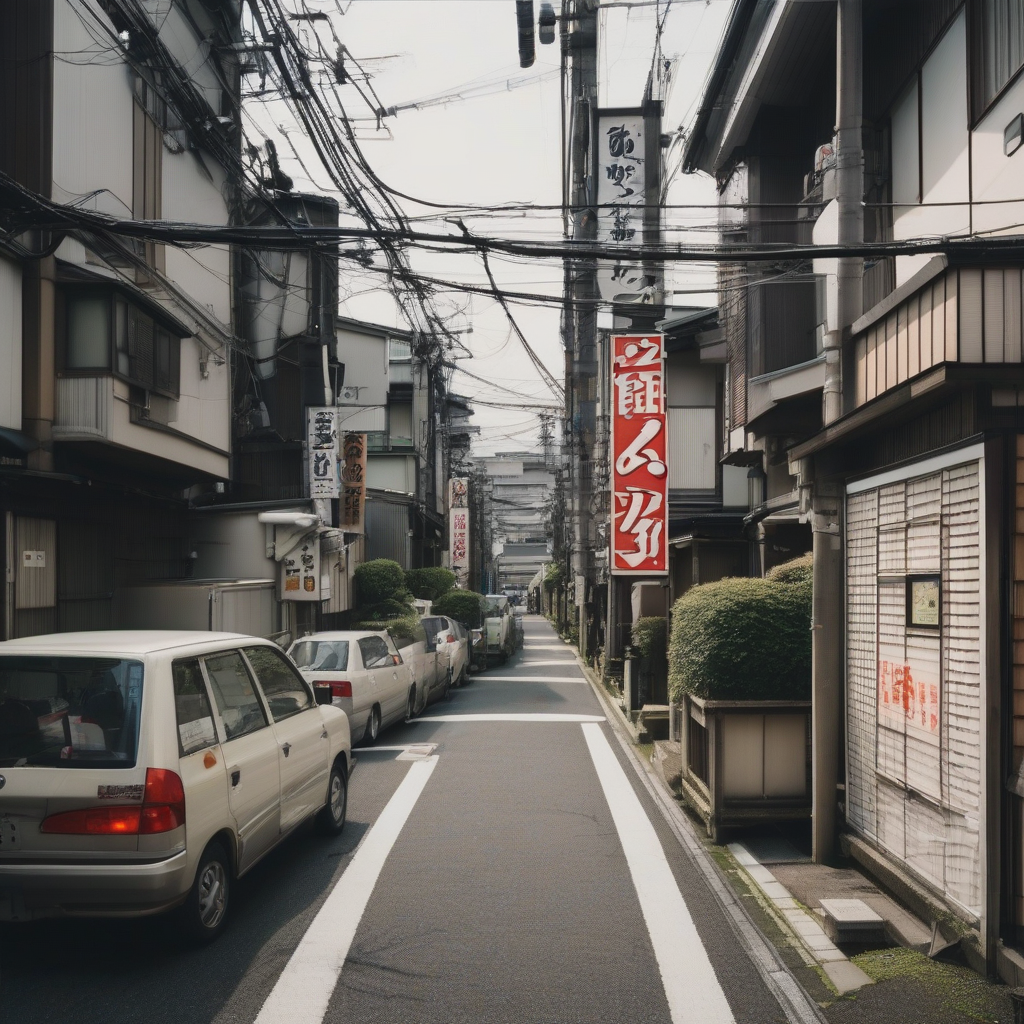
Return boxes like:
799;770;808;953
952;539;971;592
449;477;470;588
307;408;339;499
340;432;367;533
281;533;321;601
611;334;668;575
595;111;654;303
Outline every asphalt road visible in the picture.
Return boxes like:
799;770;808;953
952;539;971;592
0;616;789;1024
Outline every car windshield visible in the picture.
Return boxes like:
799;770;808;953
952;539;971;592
482;597;507;617
0;656;143;769
289;640;349;672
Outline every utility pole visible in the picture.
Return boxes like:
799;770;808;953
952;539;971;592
562;0;599;654
811;0;863;864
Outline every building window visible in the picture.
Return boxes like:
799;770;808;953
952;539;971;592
973;0;1024;118
67;294;111;370
63;290;181;399
388;402;413;447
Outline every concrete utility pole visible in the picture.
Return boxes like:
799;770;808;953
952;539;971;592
562;0;599;656
811;0;863;863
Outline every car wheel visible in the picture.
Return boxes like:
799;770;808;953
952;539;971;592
443;668;453;701
362;705;381;746
316;761;348;836
178;840;231;944
406;686;417;721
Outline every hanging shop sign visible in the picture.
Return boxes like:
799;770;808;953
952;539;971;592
611;334;667;575
594;110;656;303
340;432;367;533
307;407;339;499
449;477;470;588
281;533;321;602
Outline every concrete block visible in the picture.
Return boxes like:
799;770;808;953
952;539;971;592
819;897;888;945
822;960;874;995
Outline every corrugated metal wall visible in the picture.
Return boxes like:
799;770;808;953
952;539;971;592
846;458;982;916
365;498;411;568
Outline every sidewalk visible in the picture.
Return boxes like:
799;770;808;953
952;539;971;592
571;647;1015;1024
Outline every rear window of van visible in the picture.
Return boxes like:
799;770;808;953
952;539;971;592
0;657;143;768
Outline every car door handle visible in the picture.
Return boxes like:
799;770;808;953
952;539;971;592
282;742;291;757
321;729;328;740
231;769;240;787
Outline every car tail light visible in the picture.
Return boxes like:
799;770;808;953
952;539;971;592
139;768;186;834
40;806;142;835
326;680;352;699
40;768;185;836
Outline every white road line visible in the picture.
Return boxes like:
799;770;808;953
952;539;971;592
415;713;605;723
253;756;438;1024
581;723;735;1024
472;675;587;684
517;659;582;667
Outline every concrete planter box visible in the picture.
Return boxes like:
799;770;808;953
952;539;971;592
678;693;811;842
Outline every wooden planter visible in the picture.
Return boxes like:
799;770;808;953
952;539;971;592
678;693;811;842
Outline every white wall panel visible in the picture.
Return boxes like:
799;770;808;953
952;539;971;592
52;1;133;218
846;456;983;916
667;407;715;490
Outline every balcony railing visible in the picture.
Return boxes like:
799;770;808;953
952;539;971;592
851;265;1022;408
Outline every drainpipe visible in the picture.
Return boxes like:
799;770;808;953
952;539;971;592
811;0;863;864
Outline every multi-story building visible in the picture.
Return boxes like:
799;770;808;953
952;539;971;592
333;316;452;571
0;0;240;637
476;451;557;594
682;0;1024;980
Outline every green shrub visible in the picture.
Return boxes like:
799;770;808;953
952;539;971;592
433;589;486;629
765;552;813;586
352;598;413;622
668;571;811;704
405;566;457;601
631;616;667;660
543;562;564;592
354;559;406;606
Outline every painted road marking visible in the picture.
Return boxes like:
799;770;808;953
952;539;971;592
516;659;581;667
415;713;605;723
581;723;735;1024
522;644;572;651
469;675;587;684
253;756;439;1024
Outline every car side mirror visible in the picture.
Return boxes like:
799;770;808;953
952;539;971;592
313;686;333;706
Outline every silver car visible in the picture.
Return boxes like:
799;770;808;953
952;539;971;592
288;631;414;745
0;631;351;941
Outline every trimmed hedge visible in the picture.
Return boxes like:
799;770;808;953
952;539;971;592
669;561;812;703
354;559;407;606
347;614;421;647
433;589;486;629
765;552;812;585
631;616;667;660
351;598;413;622
405;567;456;602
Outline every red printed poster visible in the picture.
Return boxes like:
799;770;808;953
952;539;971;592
611;334;668;575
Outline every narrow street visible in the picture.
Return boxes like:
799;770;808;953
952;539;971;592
0;616;790;1024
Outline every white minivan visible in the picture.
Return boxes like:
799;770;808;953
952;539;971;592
0;631;351;941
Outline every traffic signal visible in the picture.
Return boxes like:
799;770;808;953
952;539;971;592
516;0;535;68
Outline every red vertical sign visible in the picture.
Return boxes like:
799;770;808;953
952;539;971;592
611;334;668;575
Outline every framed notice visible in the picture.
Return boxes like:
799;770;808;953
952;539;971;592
906;575;940;630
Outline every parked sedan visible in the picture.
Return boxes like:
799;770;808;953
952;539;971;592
0;631;351;942
288;631;413;745
422;615;471;688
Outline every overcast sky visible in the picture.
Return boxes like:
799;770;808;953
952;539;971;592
246;0;732;455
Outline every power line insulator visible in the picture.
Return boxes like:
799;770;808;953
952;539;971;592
538;3;556;45
516;1;536;68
